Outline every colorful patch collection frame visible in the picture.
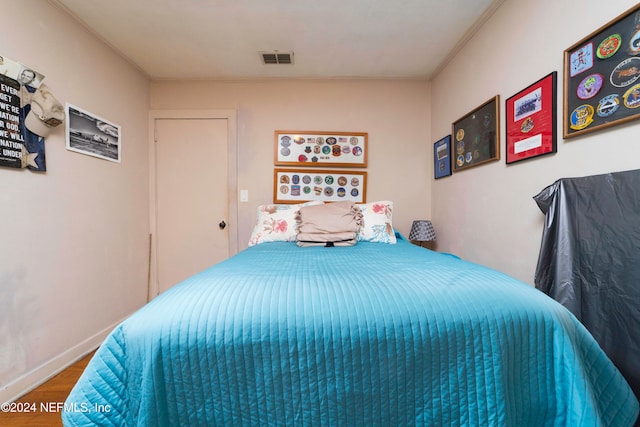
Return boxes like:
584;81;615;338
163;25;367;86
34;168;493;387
274;130;367;167
273;168;367;204
563;3;640;138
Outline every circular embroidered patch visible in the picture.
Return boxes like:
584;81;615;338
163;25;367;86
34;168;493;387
521;117;534;133
569;104;595;130
610;57;640;88
597;34;621;59
628;29;640;55
596;94;620;117
577;73;604;99
623;83;640;108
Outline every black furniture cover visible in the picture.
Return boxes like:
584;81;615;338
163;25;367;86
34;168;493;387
533;169;640;406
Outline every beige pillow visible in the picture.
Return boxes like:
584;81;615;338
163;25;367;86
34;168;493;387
296;201;363;234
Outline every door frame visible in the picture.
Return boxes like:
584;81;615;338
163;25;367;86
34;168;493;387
148;109;238;299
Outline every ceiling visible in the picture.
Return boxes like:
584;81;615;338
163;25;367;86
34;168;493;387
51;0;503;81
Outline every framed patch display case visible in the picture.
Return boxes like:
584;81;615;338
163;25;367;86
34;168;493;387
274;130;367;167
564;3;640;138
274;168;367;204
452;96;500;172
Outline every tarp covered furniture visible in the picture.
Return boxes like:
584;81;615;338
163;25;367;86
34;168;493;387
534;169;640;409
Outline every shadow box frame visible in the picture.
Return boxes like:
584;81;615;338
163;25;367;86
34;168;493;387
433;135;452;179
563;3;640;138
505;72;557;164
273;168;367;204
452;95;500;172
274;130;368;167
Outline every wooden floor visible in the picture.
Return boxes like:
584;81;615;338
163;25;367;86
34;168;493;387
0;351;95;427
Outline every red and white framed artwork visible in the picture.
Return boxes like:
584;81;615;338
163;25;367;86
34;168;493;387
505;72;557;164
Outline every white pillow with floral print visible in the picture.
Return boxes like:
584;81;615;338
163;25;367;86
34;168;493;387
356;200;397;244
248;202;323;246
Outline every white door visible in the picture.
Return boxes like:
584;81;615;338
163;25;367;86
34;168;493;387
155;118;229;293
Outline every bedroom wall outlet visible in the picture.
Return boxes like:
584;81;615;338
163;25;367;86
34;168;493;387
240;190;249;202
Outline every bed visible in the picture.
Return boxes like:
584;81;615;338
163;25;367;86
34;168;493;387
62;202;639;426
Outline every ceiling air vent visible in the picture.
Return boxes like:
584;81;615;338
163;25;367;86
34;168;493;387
260;51;294;65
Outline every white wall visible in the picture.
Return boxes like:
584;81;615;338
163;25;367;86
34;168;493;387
0;1;150;403
430;0;640;284
150;79;432;248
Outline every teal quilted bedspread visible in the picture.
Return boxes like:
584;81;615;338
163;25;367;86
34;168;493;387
62;238;639;426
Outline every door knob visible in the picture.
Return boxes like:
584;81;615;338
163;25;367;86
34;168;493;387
218;220;227;230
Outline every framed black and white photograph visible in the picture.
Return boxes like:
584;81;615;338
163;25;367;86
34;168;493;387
65;103;121;163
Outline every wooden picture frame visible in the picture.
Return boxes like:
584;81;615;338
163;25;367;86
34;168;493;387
563;3;640;138
433;135;452;179
505;72;557;164
452;96;500;172
274;130;367;167
274;168;367;204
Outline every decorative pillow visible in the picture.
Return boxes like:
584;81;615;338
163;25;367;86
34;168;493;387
356;200;397;244
248;201;323;246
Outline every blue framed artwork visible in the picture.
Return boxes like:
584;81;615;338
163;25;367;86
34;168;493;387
434;135;452;179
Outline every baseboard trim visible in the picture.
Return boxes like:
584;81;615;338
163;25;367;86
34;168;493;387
0;317;126;404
